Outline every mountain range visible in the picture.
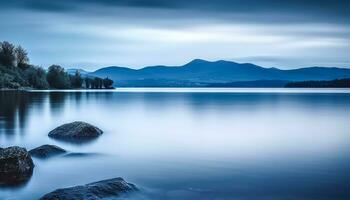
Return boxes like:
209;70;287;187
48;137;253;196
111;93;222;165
72;59;350;87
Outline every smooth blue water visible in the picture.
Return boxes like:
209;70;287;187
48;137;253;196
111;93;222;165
1;88;350;200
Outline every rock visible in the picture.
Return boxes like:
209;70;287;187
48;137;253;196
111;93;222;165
29;145;66;159
40;177;138;200
48;121;103;142
0;146;34;185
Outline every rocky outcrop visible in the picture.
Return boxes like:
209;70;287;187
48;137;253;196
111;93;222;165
0;146;34;185
29;145;66;159
40;177;138;200
48;121;103;142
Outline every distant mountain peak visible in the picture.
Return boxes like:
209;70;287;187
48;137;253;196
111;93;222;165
186;59;210;65
187;59;242;66
216;59;236;64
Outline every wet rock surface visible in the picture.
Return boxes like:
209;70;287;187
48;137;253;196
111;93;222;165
48;121;103;142
40;177;138;200
29;145;66;159
0;146;34;185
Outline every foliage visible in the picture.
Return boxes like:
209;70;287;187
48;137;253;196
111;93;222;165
0;41;115;90
70;70;83;88
0;71;21;89
23;66;49;89
92;77;103;89
0;64;27;88
46;65;71;89
15;45;29;69
103;77;114;88
84;77;92;88
285;78;350;88
0;41;16;67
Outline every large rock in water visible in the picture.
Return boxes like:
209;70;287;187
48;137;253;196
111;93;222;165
29;145;66;159
0;146;34;185
48;121;103;142
40;178;138;200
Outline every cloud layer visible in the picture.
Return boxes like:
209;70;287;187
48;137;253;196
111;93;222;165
1;0;349;69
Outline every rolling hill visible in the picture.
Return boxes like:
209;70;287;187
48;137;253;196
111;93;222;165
85;59;350;87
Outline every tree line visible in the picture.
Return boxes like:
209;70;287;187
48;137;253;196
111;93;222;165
285;78;350;88
0;41;113;89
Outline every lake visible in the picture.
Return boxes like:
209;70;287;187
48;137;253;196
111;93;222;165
1;88;350;200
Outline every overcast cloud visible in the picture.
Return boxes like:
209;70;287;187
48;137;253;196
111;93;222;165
0;0;349;70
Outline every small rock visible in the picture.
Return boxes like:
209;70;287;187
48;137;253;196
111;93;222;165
0;146;34;185
40;177;138;200
29;145;66;159
48;121;103;142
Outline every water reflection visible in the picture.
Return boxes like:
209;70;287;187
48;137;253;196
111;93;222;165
0;89;350;199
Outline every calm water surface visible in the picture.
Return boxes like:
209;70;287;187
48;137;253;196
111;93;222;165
1;88;350;200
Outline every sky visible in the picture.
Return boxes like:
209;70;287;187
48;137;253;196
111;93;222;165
0;0;350;70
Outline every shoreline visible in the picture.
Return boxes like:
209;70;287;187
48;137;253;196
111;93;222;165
4;87;350;95
2;86;350;91
0;87;116;91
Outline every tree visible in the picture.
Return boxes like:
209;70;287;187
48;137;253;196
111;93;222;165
92;77;103;89
84;77;92;89
98;78;103;89
46;65;71;89
24;66;49;89
0;41;16;67
70;70;83;88
15;45;29;69
75;71;83;88
103;77;114;89
91;78;96;89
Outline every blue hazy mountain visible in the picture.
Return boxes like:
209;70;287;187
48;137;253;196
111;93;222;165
87;59;350;87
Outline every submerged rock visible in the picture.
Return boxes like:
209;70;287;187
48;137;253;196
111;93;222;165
48;121;103;142
29;145;66;159
0;146;34;185
40;177;138;200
